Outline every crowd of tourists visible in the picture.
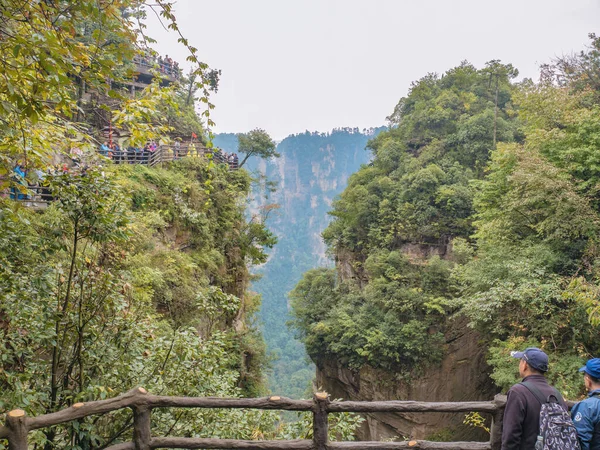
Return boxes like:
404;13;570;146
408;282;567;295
221;151;239;169
99;140;163;164
97;141;240;169
4;140;239;204
135;51;181;79
5;162;72;203
501;348;600;450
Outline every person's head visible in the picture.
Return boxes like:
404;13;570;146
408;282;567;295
511;347;549;377
579;358;600;391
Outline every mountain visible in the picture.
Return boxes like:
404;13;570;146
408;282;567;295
214;127;384;397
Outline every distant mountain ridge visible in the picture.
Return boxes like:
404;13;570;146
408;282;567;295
214;127;384;397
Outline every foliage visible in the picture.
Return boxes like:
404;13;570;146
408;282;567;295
0;0;217;185
237;129;279;168
323;62;520;260
267;409;364;441
454;35;600;396
291;40;600;393
0;159;281;448
540;33;600;99
289;265;446;372
463;412;490;434
292;62;519;374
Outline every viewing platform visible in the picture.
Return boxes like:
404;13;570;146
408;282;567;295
132;55;181;87
99;144;238;169
5;145;238;209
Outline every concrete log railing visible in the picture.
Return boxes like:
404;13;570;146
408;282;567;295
0;387;510;450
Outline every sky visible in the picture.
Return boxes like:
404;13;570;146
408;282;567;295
146;0;600;140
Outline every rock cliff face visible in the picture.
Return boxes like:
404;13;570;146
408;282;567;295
316;319;495;441
319;243;496;441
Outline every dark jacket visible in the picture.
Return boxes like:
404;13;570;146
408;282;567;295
501;375;567;450
572;389;600;450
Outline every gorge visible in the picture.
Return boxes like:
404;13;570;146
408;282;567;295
215;128;383;398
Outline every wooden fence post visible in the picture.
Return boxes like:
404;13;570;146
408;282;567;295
490;394;505;450
133;388;151;450
132;406;151;450
313;392;329;450
6;409;28;450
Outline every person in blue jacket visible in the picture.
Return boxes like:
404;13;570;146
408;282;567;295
99;141;110;156
572;358;600;450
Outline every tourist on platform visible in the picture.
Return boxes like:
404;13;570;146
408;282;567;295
114;143;123;164
127;146;135;164
34;168;53;202
70;146;83;166
501;348;568;450
10;163;28;200
100;141;110;156
572;358;600;450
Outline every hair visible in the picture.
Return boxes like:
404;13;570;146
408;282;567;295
585;372;600;384
524;361;545;375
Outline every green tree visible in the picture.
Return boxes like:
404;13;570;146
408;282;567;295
291;62;520;375
0;1;217;181
237;129;279;168
455;72;600;395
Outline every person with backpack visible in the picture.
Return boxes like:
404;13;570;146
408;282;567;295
502;347;579;450
572;358;600;450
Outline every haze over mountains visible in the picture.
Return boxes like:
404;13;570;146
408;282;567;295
214;127;383;396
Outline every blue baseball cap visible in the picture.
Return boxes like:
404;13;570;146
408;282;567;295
510;347;549;372
579;358;600;379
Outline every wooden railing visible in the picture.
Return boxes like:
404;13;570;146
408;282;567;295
0;387;509;450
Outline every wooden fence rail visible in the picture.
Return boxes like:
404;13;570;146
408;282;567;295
0;387;509;450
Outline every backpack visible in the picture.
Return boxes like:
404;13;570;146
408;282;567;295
521;381;581;450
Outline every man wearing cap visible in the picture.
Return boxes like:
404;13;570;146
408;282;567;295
572;358;600;450
502;347;567;450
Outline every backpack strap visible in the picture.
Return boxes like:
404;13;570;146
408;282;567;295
520;381;564;405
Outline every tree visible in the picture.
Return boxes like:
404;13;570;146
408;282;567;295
292;61;520;375
0;1;218;181
540;33;600;100
237;129;279;168
455;76;600;397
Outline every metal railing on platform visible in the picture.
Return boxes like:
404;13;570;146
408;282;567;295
4;185;53;209
0;387;511;450
103;145;239;169
4;146;238;208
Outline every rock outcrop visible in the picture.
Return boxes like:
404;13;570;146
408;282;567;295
316;317;495;441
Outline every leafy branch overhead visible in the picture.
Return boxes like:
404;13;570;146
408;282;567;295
0;0;219;175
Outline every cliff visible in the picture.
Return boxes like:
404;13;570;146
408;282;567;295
316;318;494;441
216;128;384;397
315;241;495;441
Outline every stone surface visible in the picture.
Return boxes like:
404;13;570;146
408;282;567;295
316;317;496;442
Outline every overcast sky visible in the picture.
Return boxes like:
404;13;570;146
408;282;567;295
146;0;600;140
